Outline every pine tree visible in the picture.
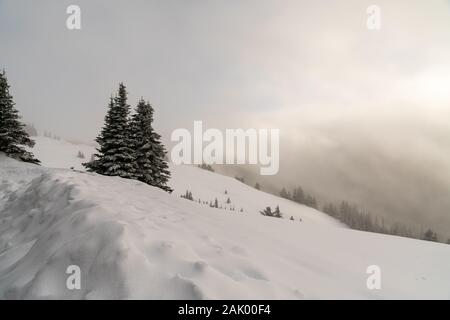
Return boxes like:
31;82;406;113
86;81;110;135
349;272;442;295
422;228;438;242
280;187;291;200
181;190;193;201
260;206;273;217
274;205;282;218
259;206;282;219
83;83;134;178
129;98;172;192
0;70;40;164
292;186;305;204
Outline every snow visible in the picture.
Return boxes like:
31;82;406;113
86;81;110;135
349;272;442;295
169;164;342;227
31;136;96;171
0;137;450;299
30;136;342;226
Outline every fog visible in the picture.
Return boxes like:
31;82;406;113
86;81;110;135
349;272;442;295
216;105;450;236
1;0;449;235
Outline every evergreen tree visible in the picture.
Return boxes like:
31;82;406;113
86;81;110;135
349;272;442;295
260;206;273;217
255;182;261;190
292;187;302;203
305;195;317;209
274;205;282;218
129;98;172;192
259;206;282;219
181;190;193;201
83;83;134;178
0;71;40;164
280;187;290;199
422;228;438;242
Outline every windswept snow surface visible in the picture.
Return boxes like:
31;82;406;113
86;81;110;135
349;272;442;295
0;139;449;299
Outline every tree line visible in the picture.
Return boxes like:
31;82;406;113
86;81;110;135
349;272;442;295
280;186;318;209
278;183;448;244
322;200;446;243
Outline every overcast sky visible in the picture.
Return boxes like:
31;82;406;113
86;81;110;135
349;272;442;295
1;0;450;234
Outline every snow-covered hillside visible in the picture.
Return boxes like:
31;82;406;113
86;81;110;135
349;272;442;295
0;137;449;299
31;136;96;171
31;136;341;225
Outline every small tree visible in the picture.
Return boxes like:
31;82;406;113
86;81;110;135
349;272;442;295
422;228;438;242
273;205;282;218
260;206;282;219
255;182;261;190
226;197;231;204
77;151;85;159
181;190;193;201
260;207;273;217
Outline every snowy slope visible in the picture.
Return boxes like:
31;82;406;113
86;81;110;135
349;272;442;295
1;138;449;299
31;136;96;171
169;165;341;226
31;135;341;226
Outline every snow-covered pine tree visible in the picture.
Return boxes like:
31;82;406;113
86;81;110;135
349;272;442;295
274;205;282;218
0;70;40;164
83;83;135;178
259;206;273;217
129;98;172;192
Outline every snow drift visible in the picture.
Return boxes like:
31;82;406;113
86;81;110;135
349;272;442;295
0;138;450;299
